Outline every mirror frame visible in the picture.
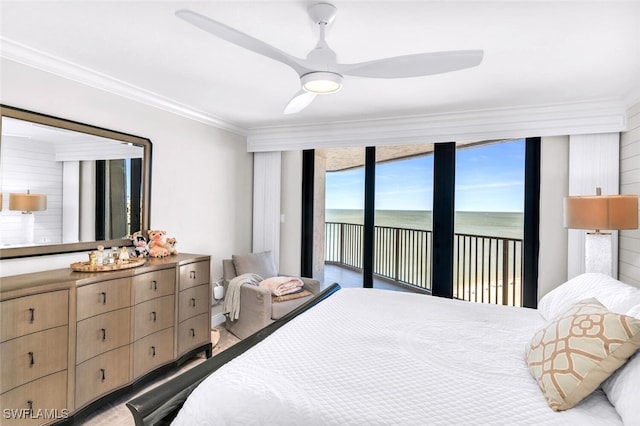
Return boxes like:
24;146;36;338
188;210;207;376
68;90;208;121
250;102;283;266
0;104;152;259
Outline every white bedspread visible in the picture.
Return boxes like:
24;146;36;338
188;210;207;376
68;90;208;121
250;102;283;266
173;288;622;425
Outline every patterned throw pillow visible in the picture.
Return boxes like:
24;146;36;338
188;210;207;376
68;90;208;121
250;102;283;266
526;298;640;411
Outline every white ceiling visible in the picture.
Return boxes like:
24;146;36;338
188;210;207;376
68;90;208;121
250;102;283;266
1;1;640;136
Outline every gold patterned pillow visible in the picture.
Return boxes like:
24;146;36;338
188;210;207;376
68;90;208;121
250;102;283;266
526;298;640;411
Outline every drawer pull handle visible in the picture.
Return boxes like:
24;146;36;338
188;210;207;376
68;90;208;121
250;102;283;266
151;311;157;322
27;400;33;415
190;328;196;338
28;351;35;366
151;280;157;291
101;292;107;305
100;368;106;382
28;308;35;323
151;346;156;357
101;328;107;341
190;298;196;308
190;271;196;280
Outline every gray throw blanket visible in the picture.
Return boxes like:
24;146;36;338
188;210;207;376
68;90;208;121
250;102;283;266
224;273;263;321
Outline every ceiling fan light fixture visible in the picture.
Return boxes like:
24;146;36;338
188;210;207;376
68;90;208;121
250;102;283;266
301;71;343;94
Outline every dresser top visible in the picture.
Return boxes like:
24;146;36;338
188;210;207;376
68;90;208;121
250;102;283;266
0;253;210;301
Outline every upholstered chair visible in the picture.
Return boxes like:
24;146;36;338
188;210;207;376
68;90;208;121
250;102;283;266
222;251;320;339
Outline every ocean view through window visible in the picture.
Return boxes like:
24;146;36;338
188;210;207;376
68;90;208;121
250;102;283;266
324;140;525;306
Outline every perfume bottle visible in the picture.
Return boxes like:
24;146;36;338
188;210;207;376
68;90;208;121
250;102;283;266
96;245;105;265
111;247;119;264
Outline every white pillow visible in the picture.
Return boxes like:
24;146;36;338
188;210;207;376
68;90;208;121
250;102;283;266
538;273;640;321
628;304;640;319
602;352;640;425
601;304;640;425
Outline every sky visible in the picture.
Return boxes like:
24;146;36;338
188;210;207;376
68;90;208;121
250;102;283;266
326;139;525;212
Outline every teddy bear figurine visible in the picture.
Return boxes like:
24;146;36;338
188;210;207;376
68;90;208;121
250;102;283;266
165;237;178;255
129;231;150;258
147;229;169;258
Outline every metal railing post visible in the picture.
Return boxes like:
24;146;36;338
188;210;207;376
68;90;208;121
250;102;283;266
394;227;400;282
339;223;345;265
502;239;509;305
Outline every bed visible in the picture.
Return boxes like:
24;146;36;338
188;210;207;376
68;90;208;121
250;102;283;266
127;273;640;425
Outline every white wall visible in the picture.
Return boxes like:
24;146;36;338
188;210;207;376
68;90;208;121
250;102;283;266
620;102;640;287
0;58;253;282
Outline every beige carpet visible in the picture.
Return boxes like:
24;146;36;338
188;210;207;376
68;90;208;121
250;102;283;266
80;325;240;425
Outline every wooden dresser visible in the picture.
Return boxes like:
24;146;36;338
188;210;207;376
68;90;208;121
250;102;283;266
0;253;211;425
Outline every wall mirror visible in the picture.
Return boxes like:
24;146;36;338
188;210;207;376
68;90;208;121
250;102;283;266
0;105;151;259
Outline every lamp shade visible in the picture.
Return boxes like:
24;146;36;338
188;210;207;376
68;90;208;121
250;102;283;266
564;194;638;230
9;193;47;212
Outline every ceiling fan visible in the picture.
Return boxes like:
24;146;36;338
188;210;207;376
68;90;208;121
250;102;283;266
176;3;483;114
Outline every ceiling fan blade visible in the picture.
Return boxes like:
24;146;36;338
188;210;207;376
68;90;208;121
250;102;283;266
337;50;484;78
284;90;317;114
176;9;310;76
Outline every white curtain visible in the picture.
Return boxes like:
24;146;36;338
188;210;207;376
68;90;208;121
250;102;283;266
252;151;282;268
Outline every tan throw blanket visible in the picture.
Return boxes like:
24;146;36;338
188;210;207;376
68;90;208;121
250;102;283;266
272;289;312;303
224;273;263;321
259;276;304;297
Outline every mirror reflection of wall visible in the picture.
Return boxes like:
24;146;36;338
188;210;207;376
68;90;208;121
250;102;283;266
0;116;144;248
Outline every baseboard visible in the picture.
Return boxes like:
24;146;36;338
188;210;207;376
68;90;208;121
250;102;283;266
211;312;226;327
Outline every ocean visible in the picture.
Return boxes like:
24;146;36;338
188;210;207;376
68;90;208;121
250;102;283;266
326;209;524;240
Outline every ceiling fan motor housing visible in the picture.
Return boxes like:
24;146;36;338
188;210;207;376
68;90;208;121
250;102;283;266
308;3;337;25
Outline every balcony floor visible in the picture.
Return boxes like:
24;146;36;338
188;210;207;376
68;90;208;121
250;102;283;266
322;263;425;294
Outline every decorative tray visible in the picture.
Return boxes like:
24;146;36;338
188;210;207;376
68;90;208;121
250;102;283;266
70;258;146;272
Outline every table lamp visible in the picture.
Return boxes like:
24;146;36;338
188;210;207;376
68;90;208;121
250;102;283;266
564;188;638;276
9;190;47;244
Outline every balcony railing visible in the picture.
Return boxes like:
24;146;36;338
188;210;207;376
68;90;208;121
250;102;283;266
325;222;523;307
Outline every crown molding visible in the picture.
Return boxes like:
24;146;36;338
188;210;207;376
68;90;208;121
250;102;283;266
0;37;248;136
246;100;628;152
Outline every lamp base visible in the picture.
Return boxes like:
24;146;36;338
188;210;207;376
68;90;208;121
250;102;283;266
584;233;612;276
22;212;35;245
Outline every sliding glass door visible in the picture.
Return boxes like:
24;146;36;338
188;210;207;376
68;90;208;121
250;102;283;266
453;140;526;306
374;144;434;290
306;138;539;307
323;147;366;287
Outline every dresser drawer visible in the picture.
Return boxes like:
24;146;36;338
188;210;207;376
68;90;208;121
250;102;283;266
76;308;130;364
77;278;131;321
0;326;68;394
133;295;174;341
179;260;210;291
133;327;174;378
133;269;175;305
177;313;210;356
0;290;68;343
178;284;210;323
0;370;68;426
75;345;130;409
